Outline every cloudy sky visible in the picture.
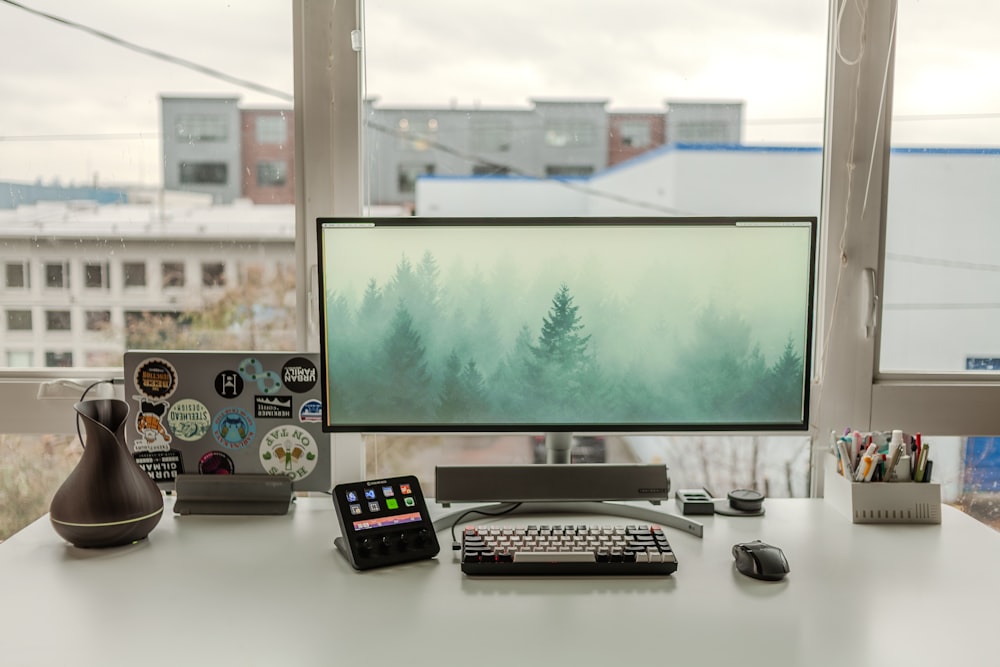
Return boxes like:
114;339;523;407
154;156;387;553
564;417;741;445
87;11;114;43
1;0;997;187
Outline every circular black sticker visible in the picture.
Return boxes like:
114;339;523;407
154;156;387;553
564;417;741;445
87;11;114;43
214;369;245;399
199;450;236;475
281;357;318;393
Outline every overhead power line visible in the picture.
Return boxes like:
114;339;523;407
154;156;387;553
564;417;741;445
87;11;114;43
0;0;293;102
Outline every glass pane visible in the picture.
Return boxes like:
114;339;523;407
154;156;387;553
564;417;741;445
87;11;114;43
0;2;296;370
360;0;827;491
0;434;81;541
882;1;1000;374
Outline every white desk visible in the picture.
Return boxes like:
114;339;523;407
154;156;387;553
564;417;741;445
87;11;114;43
0;497;995;667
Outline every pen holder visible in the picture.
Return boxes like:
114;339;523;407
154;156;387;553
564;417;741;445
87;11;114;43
824;455;941;524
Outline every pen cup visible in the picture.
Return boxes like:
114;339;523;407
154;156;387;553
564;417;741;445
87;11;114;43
824;455;940;524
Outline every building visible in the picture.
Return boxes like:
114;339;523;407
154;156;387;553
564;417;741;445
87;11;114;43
160;95;743;208
0;202;296;368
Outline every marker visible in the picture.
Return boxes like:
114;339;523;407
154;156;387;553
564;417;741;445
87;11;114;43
855;442;878;482
884;430;904;482
915;443;930;482
838;440;854;478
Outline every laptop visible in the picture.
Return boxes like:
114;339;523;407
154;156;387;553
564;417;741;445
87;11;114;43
123;350;330;493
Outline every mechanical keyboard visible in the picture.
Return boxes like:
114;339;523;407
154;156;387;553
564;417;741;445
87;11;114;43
460;524;677;575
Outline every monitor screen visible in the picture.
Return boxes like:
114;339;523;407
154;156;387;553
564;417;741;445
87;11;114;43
316;217;816;433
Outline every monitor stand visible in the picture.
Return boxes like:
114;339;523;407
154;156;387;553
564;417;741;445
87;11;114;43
432;432;703;538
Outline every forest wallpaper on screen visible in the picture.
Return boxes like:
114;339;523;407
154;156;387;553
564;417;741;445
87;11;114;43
320;223;812;428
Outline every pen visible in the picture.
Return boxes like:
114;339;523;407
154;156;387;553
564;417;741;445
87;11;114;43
915;443;930;482
837;440;854;478
855;443;878;482
884;430;904;482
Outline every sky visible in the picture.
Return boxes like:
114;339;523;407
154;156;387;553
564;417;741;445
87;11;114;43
1;0;999;188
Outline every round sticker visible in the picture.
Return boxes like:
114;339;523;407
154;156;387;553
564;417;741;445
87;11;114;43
281;357;318;393
215;369;245;399
199;451;235;475
259;425;318;482
299;399;322;423
167;399;211;442
134;357;177;400
239;357;282;395
211;407;256;451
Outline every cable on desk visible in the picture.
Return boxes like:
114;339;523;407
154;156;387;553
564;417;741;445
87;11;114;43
449;502;523;548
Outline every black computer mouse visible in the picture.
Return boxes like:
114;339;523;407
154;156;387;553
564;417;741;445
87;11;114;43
732;540;789;581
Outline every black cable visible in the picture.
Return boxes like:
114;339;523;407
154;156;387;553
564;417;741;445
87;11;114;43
0;0;292;102
75;378;123;448
448;502;523;545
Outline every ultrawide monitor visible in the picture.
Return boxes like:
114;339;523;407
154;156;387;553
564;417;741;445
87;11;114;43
316;217;816;434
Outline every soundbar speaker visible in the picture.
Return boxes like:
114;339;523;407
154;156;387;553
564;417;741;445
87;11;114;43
435;463;670;505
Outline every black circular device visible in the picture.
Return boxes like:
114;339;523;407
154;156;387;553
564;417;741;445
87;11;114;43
728;489;765;512
713;489;765;516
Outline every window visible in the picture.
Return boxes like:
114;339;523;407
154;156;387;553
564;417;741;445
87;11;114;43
162;262;185;288
6;310;32;331
256;161;287;186
6;350;33;367
5;262;29;289
397;164;435;194
45;310;71;331
123;262;147;288
545;165;593;178
470;119;513;153
85;310;111;331
84;262;109;289
544;121;596;148
619;120;653;148
201;262;226;287
179;162;228;185
44;351;73;368
175;114;228;142
255;115;287;144
44;262;68;289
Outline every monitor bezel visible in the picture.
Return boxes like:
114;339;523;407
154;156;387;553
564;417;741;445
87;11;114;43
315;216;817;434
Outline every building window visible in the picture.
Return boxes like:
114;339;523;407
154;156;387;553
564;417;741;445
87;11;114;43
397;164;435;194
44;262;68;289
84;350;119;367
256;161;288;187
6;350;33;367
470;119;513;153
174;114;228;142
544;121;596;147
162;262;185;288
619;121;653;148
179;162;228;185
45;351;73;368
85;310;111;331
545;165;594;178
5;262;29;288
6;309;32;331
472;165;510;176
46;310;71;331
84;262;110;289
255;115;287;144
123;262;147;288
202;262;226;287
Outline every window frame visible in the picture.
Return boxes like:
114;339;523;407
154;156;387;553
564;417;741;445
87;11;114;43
3;1;998;493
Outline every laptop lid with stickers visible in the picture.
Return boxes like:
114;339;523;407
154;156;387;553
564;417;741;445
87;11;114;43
123;351;330;493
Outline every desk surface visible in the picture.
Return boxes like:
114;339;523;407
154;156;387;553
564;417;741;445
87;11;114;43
1;497;996;667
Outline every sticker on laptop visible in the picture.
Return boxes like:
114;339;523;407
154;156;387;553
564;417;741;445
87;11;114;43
199;450;236;475
167;398;211;442
134;450;184;483
254;395;293;419
215;369;245;399
212;407;256;451
133;399;172;451
281;357;318;393
134;357;178;400
238;357;282;395
299;399;322;423
259;425;318;482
